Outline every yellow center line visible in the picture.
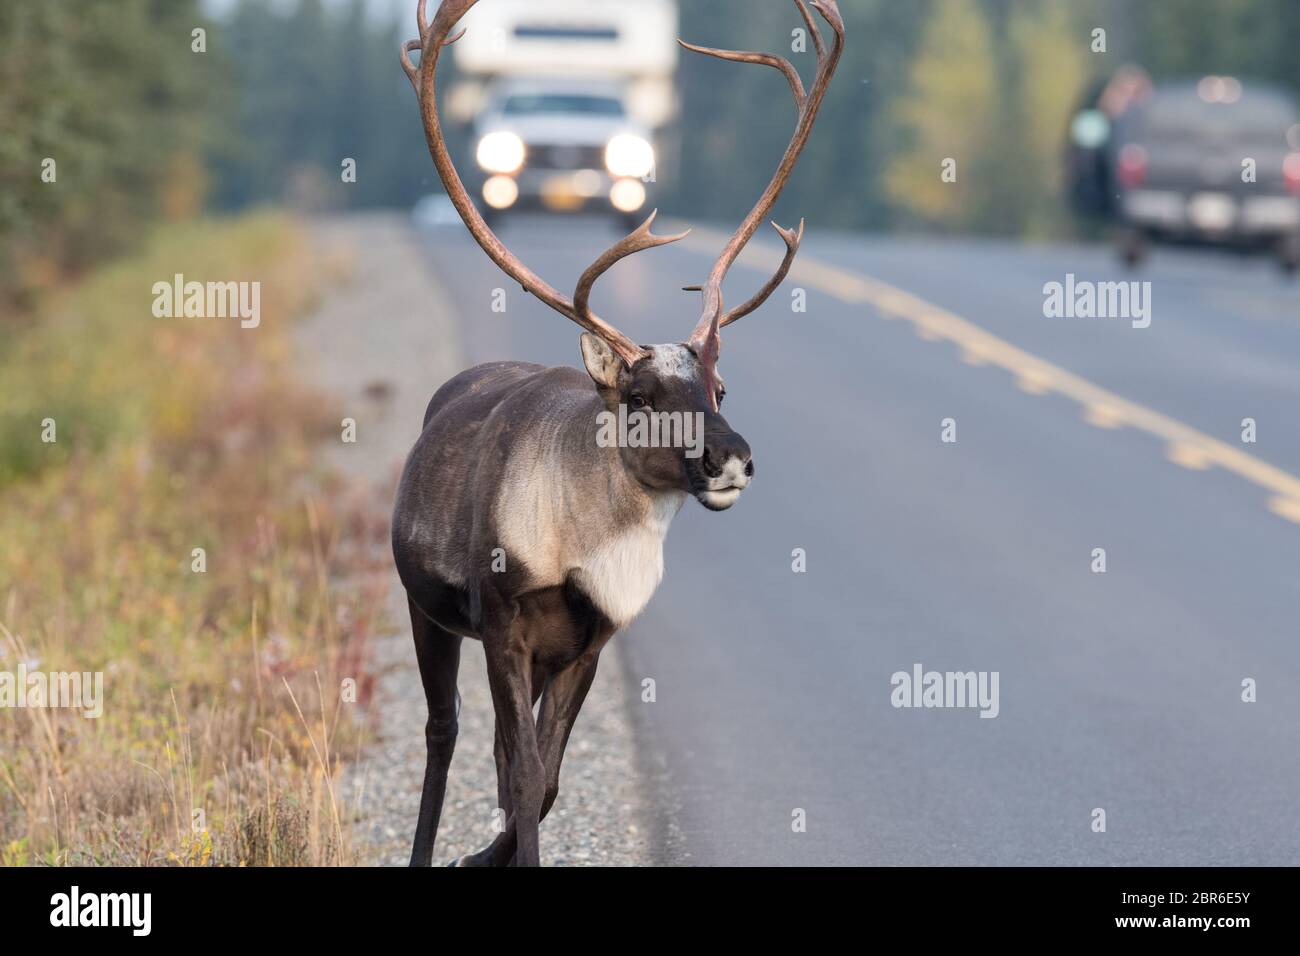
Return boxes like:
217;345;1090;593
675;224;1300;525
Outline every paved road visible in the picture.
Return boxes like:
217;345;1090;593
415;212;1300;865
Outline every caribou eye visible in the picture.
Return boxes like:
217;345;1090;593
630;394;649;410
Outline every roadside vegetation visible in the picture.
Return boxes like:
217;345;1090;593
0;214;385;865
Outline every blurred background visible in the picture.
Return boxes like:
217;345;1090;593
7;0;1300;309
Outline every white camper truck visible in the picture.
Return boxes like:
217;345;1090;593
443;0;680;226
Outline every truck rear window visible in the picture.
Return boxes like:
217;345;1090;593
1142;95;1296;142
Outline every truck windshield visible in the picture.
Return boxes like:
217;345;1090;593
502;94;624;117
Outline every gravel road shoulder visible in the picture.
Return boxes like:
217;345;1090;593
295;212;652;866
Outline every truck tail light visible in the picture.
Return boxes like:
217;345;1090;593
1284;153;1300;196
1117;144;1148;189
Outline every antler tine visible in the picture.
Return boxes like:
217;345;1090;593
406;0;656;367
718;219;804;328
401;28;465;91
794;0;827;61
575;211;690;352
683;0;844;359
677;40;805;109
400;38;420;89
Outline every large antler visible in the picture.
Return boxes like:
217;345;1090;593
682;0;844;368
403;0;687;367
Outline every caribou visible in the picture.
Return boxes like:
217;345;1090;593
393;0;844;866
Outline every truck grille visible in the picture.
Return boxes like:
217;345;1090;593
527;143;606;171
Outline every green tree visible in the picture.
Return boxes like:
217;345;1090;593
0;0;216;308
1011;0;1087;233
208;0;431;212
885;0;999;229
670;0;928;231
1122;0;1300;102
885;0;1085;234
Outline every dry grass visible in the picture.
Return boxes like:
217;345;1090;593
0;213;388;865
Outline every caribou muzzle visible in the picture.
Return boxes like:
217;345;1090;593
689;416;754;511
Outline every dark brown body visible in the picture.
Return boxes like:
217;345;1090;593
395;361;608;646
394;360;668;866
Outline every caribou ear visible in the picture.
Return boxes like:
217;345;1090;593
580;333;625;389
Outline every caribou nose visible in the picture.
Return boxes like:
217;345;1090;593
703;433;753;484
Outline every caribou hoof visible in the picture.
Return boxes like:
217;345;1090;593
447;850;493;867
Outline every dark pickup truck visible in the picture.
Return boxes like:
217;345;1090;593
1109;77;1300;271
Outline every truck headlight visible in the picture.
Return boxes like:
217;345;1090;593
482;175;519;210
605;134;655;179
476;132;525;175
609;179;647;213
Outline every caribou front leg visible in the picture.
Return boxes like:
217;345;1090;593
448;652;551;867
481;633;545;866
448;644;607;866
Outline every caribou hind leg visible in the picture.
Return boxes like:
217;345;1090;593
537;646;605;821
447;719;516;867
407;597;462;867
